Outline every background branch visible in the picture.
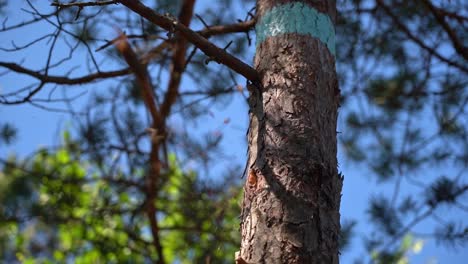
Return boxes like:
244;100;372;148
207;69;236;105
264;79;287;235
116;0;259;81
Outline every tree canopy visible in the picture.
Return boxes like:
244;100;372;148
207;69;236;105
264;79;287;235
0;0;467;263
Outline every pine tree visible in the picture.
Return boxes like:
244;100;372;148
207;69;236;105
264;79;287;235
237;1;342;263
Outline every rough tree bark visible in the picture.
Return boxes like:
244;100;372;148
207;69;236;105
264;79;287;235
238;0;342;263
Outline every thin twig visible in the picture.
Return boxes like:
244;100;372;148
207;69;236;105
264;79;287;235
116;0;259;81
51;0;118;8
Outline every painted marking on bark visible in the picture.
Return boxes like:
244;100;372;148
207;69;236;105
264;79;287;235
256;2;336;56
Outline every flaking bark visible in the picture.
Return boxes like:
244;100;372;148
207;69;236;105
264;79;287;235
239;1;342;263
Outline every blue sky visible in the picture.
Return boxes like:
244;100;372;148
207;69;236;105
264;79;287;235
1;1;466;263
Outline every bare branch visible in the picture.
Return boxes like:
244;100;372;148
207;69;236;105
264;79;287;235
160;0;196;123
0;34;55;52
1;10;60;32
116;0;259;81
421;0;468;60
376;0;468;73
140;19;255;64
114;33;162;127
198;19;255;38
51;1;118;8
95;34;166;52
0;62;130;87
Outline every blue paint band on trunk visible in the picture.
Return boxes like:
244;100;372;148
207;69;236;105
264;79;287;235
256;2;335;56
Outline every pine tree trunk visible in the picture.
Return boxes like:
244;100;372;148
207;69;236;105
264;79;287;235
238;0;342;263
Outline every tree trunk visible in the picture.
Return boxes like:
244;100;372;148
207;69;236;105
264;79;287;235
238;0;342;263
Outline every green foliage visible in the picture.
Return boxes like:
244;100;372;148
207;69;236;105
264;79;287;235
0;123;17;145
365;72;423;112
159;155;241;263
368;196;401;236
1;0;467;263
434;222;468;248
0;133;241;263
427;176;461;207
370;234;425;264
337;1;468;260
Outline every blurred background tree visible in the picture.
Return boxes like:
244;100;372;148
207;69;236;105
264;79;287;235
0;0;466;263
